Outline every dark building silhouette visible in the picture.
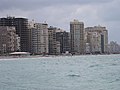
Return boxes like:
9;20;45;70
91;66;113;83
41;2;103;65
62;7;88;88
0;16;29;52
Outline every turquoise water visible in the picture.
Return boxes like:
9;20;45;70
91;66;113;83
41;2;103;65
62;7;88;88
0;55;120;90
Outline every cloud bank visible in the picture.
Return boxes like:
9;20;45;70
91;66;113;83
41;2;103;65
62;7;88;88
0;0;120;43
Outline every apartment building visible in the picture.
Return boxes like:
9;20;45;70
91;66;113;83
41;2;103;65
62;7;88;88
70;19;85;54
48;26;60;55
56;31;70;54
85;25;108;54
28;21;48;55
0;16;29;52
0;26;18;54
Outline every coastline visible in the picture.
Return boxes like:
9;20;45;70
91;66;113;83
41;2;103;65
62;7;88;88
0;53;120;60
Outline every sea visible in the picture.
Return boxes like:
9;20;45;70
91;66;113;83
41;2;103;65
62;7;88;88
0;54;120;90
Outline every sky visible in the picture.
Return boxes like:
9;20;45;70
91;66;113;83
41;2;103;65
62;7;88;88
0;0;120;44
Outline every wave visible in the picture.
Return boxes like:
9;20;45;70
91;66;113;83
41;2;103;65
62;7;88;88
67;74;80;77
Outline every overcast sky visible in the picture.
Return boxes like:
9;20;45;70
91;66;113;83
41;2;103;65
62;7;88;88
0;0;120;43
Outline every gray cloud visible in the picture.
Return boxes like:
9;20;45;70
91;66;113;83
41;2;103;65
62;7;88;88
0;0;120;43
97;0;120;22
0;0;112;11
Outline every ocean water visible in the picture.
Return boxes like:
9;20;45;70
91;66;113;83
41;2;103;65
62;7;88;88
0;55;120;90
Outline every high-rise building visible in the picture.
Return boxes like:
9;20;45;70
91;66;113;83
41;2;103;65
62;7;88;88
28;21;48;55
48;26;60;55
0;16;29;52
70;19;85;54
85;25;108;54
56;31;70;54
0;26;18;54
108;41;120;54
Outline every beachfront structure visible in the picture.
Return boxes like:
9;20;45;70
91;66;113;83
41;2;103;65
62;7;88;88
70;19;85;54
48;26;61;55
56;31;70;54
0;16;29;52
28;21;48;55
85;25;108;54
0;26;18;54
9;52;30;57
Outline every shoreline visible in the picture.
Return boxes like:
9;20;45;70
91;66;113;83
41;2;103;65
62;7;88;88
0;54;120;60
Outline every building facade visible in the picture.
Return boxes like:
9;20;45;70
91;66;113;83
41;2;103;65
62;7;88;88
85;26;108;54
70;19;85;54
48;26;60;55
0;26;18;54
56;31;70;54
28;22;48;55
0;16;29;52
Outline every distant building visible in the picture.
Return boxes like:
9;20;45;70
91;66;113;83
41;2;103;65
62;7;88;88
70;19;85;54
85;25;108;54
56;31;70;54
0;26;18;54
108;41;120;54
28;21;48;55
0;16;29;52
48;26;60;55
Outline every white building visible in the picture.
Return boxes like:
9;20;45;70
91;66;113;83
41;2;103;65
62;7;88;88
70;19;85;54
0;26;18;54
85;25;108;54
28;21;48;55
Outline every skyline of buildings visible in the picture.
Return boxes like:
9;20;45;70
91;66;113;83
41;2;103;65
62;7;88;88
0;16;120;55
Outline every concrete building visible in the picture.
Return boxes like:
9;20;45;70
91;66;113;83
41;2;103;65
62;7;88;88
28;21;48;55
48;26;60;55
0;26;18;54
56;31;70;54
70;19;85;54
108;41;120;54
85;25;108;54
0;16;29;52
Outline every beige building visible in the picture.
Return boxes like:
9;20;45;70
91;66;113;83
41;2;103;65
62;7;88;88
28;21;48;55
48;26;61;55
85;25;108;54
70;19;85;54
0;26;18;54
